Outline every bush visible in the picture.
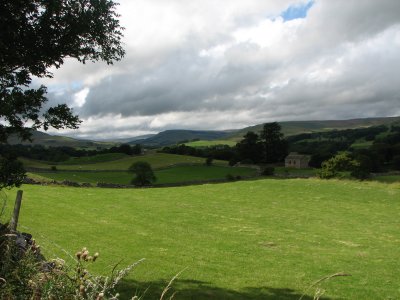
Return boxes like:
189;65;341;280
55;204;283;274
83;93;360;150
50;165;57;171
262;167;275;176
226;174;236;181
240;159;253;165
205;157;213;166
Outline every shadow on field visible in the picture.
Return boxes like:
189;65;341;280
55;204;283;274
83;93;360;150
116;278;333;300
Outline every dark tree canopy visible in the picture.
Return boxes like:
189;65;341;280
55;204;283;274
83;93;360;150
0;0;124;189
129;161;156;186
259;122;288;163
0;0;125;143
236;131;263;163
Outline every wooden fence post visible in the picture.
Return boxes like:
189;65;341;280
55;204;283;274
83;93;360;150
9;190;23;232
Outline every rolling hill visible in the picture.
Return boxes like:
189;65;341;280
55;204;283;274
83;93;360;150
6;116;400;148
6;130;115;149
130;129;233;146
228;116;400;140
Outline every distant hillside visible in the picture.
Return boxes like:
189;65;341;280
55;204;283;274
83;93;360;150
6;131;114;149
133;130;232;147
96;134;156;144
229;116;400;140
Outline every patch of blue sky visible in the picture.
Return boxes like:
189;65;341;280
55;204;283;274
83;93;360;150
47;81;84;94
281;1;314;22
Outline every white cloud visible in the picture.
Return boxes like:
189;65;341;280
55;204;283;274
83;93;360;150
40;0;400;139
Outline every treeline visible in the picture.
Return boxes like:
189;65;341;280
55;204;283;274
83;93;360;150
161;122;400;172
0;143;142;162
161;123;289;165
289;124;400;171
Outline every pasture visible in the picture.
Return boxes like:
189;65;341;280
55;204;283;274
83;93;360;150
2;179;400;299
29;165;257;185
184;140;237;147
22;153;229;171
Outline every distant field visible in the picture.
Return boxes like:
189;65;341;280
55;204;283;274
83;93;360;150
21;153;228;171
30;165;257;185
57;153;128;165
350;139;374;149
3;179;400;299
184;140;237;147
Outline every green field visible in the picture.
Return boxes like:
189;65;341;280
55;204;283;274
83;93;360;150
184;140;237;147
57;153;128;165
30;165;257;185
21;153;228;171
2;179;400;299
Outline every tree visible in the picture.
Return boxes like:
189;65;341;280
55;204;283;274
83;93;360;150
132;144;142;155
259;122;288;163
0;0;124;189
128;161;156;186
235;131;263;163
118;144;133;155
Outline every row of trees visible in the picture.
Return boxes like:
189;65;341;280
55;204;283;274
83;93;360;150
0;143;143;163
162;122;289;165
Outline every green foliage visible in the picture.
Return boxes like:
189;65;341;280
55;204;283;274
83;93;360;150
129;161;156;186
318;152;369;179
259;122;288;163
0;0;124;188
236;131;263;163
0;157;26;190
205;157;213;166
262;167;275;176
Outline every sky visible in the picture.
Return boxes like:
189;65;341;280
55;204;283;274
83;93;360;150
39;0;400;140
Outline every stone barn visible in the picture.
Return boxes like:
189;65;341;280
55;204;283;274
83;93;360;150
285;152;311;168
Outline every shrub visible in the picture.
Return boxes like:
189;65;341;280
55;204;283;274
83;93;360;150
262;167;275;176
0;225;142;299
240;159;253;165
226;174;236;181
205;157;213;166
50;165;57;171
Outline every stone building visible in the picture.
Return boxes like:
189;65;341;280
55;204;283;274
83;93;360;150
285;152;311;168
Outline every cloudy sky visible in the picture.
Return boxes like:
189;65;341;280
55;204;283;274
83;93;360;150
40;0;400;139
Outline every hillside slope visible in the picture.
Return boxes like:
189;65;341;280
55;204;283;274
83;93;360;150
131;129;232;146
6;131;115;149
229;116;400;139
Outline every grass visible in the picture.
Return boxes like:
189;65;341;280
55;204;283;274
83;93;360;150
57;153;128;165
2;179;400;299
274;167;318;176
350;139;373;149
28;165;257;185
184;140;237;147
21;153;228;171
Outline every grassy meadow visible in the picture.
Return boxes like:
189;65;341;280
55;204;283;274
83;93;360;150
29;165;257;185
184;140;237;147
21;153;228;171
2;179;400;299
